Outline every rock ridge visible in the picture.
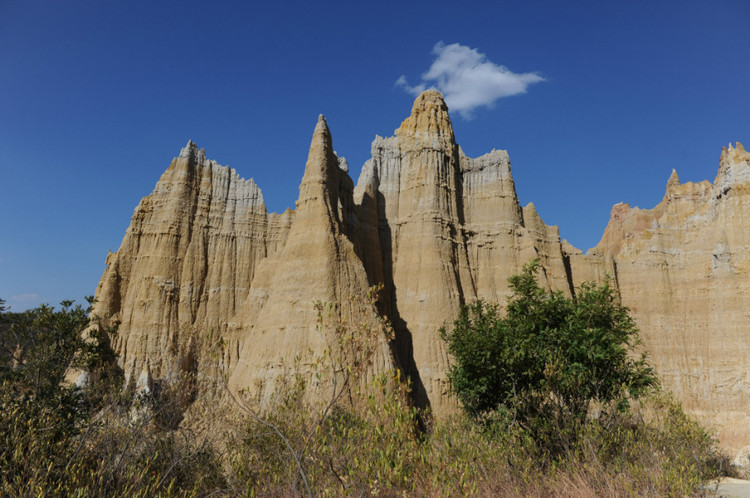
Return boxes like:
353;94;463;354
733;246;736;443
92;93;750;451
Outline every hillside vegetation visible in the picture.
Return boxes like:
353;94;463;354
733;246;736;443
0;266;733;496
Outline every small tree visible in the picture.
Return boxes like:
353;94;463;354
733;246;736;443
0;299;102;491
441;260;657;446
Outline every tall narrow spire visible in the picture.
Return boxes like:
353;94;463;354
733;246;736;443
297;114;340;214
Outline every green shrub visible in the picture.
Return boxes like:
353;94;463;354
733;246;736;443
0;299;224;497
441;259;657;451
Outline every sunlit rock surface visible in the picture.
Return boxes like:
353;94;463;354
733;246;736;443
93;92;749;450
582;142;750;453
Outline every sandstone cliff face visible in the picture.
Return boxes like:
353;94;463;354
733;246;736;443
356;91;573;412
583;143;750;452
94;118;396;406
94;142;269;382
95;91;571;415
93;92;749;450
225;116;394;402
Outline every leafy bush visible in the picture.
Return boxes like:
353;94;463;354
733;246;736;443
0;299;98;493
0;299;224;496
441;259;658;450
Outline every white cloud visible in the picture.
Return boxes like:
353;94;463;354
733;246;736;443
396;42;544;118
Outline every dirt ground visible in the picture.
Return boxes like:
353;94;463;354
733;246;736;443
705;478;750;497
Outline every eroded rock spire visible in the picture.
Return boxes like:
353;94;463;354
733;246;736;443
91;92;750;454
395;90;455;150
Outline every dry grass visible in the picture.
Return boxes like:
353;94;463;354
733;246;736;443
0;293;732;496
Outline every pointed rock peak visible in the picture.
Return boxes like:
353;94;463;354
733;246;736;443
337;155;349;172
522;202;547;228
715;141;750;193
315;114;329;134
179;139;196;157
299;114;340;205
720;141;750;164
395;90;455;147
663;169;681;201
308;114;333;158
414;89;448;109
179;139;206;164
667;169;680;188
720;144;731;162
355;159;378;194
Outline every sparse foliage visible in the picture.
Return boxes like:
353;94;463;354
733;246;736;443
0;288;729;496
0;299;224;496
224;285;419;496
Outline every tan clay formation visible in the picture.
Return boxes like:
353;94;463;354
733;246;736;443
91;91;750;451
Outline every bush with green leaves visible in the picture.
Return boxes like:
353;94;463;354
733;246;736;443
442;259;658;448
0;299;225;496
1;299;103;493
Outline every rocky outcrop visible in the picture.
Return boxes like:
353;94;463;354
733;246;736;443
95;119;396;406
93;92;750;450
357;91;573;412
224;115;394;402
93;141;269;383
581;142;750;453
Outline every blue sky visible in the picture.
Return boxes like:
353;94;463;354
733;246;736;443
1;0;748;311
